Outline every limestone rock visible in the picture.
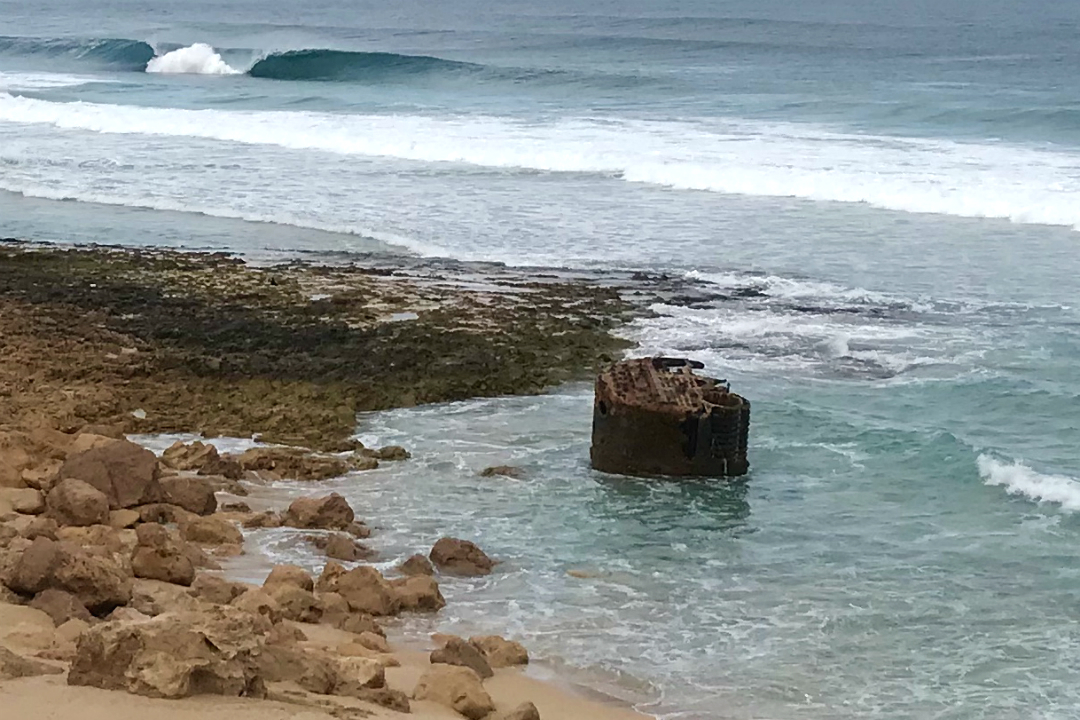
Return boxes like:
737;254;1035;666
391;575;446;612
399;553;434;576
430;636;493;679
29;588;94;626
284;493;354;530
230;588;282;624
429;537;495;576
56;524;126;555
498;702;541;720
311;532;371;562
236;447;353;481
20;515;59;540
58;440;162;509
355;631;390;654
364;446;410;461
160;476;217;516
263;564;314;592
130;578;206;616
242;510;283;529
220;501;251;512
138;502;196;526
334;655;387;694
413;665;494;720
179;516;243;546
345;521;371;539
108;509;140;529
266;622;307;646
257;644;337;694
8;536;132;614
68;605;269;698
315;563;400;617
347;687;410;712
161;441;220;472
263;583;322;623
189;574;250;605
131;523;196;586
7;488;45;515
46;478;109;527
0;645;65;679
470;635;529;667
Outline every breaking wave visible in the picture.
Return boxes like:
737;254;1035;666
145;43;240;75
247;48;479;82
978;455;1080;511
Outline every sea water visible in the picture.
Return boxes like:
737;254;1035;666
5;1;1080;717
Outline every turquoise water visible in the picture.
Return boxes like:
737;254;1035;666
6;1;1080;717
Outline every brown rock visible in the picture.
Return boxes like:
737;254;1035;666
59;440;162;509
430;636;494;679
179;516;242;546
0;645;65;679
130;578;206;616
56;524;126;555
429;537;496;577
347;687;410;712
391;575;446;612
189;574;250;605
322;533;372;562
355;631;390;654
470;635;529;667
263;583;322;623
334;655;387;694
108;607;152;623
266;622;307;646
21;515;59;540
20;459;62;494
365;446;410;461
237;447;352;481
399;553;434;576
68;605;269;698
480;465;525;479
257;644;337;694
413;665;494;720
131;523;196;586
160;476;217;516
108;509;140;529
334;612;386;637
29;588;94;626
230;588;282;624
263;564;314;592
161;441;220;472
498;702;541;720
221;501;251;513
8;536;132;614
316;563;400;617
283;493;355;530
242;510;283;529
46;478;110;527
138;503;195;526
7;488;45;515
345;521;371;539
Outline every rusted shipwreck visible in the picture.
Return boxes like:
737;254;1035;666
590;357;750;478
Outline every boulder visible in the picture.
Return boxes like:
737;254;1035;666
242;511;283;529
29;588;94;626
399;553;435;576
179;516;243;546
363;446;410;461
317;533;371;562
58;439;162;509
257;644;337;694
131;523;196;586
334;656;387;694
345;521;371;539
220;501;251;513
283;494;354;530
68;605;269;698
266;622;307;646
0;645;65;679
46;478;110;527
230;588;282;624
429;537;495;576
332;612;385;637
263;583;322;623
391;575;446;612
108;509;140;529
138;503;195;526
413;665;494;720
347;687;411;712
130;578;205;616
189;574;250;605
56;524;127;555
430;636;493;679
236;447;353;481
355;631;390;654
470;635;529;667
315;563;400;617
160;476;217;516
161;441;220;472
8;536;132;614
498;702;541;720
21;516;59;540
7;488;45;515
263;564;314;592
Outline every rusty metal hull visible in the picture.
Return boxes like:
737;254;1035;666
589;357;749;478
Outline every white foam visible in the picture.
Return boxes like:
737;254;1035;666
2;93;1080;230
0;71;106;90
145;43;240;75
978;454;1080;511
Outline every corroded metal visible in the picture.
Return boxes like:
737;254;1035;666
590;357;750;477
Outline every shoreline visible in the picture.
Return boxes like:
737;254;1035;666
0;241;689;719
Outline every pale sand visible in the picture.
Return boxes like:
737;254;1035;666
0;599;651;720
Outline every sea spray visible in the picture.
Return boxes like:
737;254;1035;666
146;43;240;75
977;454;1080;511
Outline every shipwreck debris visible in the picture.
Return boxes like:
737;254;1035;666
590;357;750;478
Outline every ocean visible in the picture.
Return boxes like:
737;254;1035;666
4;1;1080;717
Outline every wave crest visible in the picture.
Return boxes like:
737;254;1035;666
146;43;240;76
978;454;1080;511
248;48;478;82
